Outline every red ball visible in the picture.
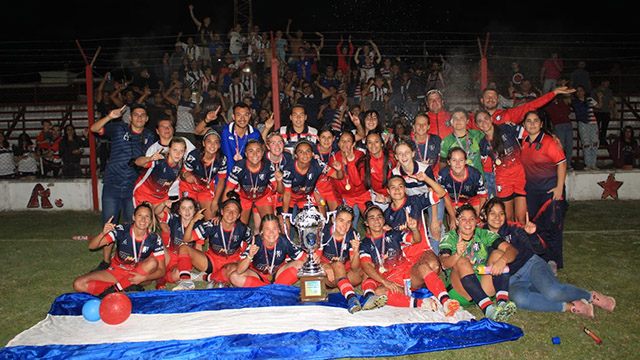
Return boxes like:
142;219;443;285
99;292;132;325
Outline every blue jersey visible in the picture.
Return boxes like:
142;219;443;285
410;134;441;167
99;122;156;190
359;230;411;267
220;123;261;173
105;224;164;265
384;192;439;232
391;161;436;196
242;234;304;274
266;151;294;173
184;148;228;187
228;160;276;199
437;165;487;206
134;158;183;199
193;221;253;256
283;159;329;199
321;223;359;263
492;123;524;168
159;212;203;250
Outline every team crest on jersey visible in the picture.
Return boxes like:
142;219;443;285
307;173;313;180
259;173;266;181
232;166;243;175
123;132;130;141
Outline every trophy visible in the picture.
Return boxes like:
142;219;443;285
292;197;328;302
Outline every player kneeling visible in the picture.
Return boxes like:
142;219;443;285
73;203;166;298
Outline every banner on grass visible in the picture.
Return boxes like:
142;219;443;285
0;285;523;360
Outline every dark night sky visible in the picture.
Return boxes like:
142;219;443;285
1;1;638;82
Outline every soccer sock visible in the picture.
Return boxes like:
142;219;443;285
361;278;378;297
86;280;115;295
423;271;450;305
385;290;414;307
274;267;299;285
492;273;510;303
242;276;267;287
459;274;492;313
155;277;167;289
177;254;192;280
161;231;171;248
337;277;356;299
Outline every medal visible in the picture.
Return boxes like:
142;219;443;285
379;266;386;274
345;183;351;190
495;158;502;166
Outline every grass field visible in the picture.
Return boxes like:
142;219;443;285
1;200;639;359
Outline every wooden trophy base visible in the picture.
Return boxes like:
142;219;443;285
299;275;328;302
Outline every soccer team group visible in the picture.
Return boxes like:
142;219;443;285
72;86;616;320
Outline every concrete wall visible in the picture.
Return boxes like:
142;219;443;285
0;170;638;212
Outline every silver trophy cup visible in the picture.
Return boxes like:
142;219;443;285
294;199;326;277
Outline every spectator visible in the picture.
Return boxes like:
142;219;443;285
592;79;616;145
540;52;564;94
291;80;331;130
14;132;38;179
571;86;602;170
570;60;591;94
274;30;288;63
188;4;214;39
35;119;53;151
0;131;15;179
425;55;451;91
227;24;246;60
608;126;639;169
59;124;88;178
176;32;202;63
543;92;574;170
163;81;201;144
285;19;304;63
512;78;539;107
336;35;354;75
145;91;175;132
40;124;62;177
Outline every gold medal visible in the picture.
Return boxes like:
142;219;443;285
345;183;351;190
379;266;386;274
495;158;502;166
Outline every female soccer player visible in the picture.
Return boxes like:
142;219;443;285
181;129;227;220
439;204;517;321
224;138;283;230
438;147;487;230
281;139;343;218
154;197;204;289
265;132;294;214
228;214;305;287
173;193;253;290
475;110;527;224
330;132;369;225
72;203;165;298
482;198;615;317
313;126;343;212
352;109;390;152
410;113;441;174
520;110;567;273
133;137;187;207
356;131;395;211
319;205;365;313
359;204;459;315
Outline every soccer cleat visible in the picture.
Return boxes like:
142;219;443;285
191;271;206;282
420;297;439;312
571;299;594;318
91;261;111;273
173;279;195;291
123;284;145;292
97;286;118;299
484;304;501;321
442;298;460;317
591;291;616;312
361;294;388;311
495;301;517;322
347;296;362;314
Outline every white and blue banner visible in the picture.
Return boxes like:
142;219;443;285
1;285;522;359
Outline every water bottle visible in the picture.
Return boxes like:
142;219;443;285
72;235;91;241
476;265;509;274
